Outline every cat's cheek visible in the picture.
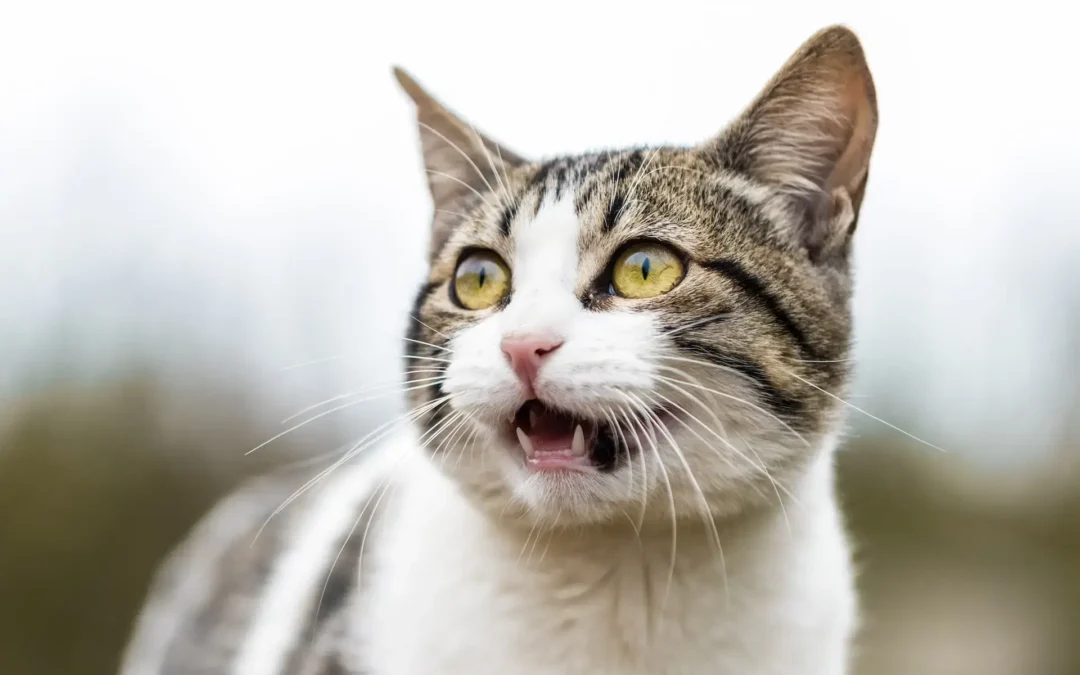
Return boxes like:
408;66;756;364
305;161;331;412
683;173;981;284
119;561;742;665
442;318;522;423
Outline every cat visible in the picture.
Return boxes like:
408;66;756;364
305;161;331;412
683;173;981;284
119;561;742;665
121;24;877;675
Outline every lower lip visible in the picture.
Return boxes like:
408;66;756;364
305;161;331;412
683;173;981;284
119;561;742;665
526;454;598;473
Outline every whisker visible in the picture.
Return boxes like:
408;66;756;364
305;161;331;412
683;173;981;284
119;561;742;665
355;461;404;603
451;423;481;476
434;208;479;223
600;405;634;499
779;367;947;452
659;314;733;338
517;513;543;567
402;354;454;365
632;391;729;604
402;337;453;354
409;315;450;340
254;396;452;539
466;122;516;212
652;358;810;447
615;394;677;610
651;375;799;500
646;384;795;532
418;121;502;208
535;510;561;567
615;403;650;530
425;169;495;211
281;376;446;424
432;412;471;473
617;149;658;222
250;380;446;455
310;454;403;634
488;134;520;219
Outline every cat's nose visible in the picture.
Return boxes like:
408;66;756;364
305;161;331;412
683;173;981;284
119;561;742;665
501;335;563;397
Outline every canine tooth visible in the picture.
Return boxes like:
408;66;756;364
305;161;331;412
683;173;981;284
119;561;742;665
572;424;585;455
516;427;534;456
529;407;540;429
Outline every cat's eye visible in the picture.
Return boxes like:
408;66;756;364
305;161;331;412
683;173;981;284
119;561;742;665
453;250;511;310
610;242;685;299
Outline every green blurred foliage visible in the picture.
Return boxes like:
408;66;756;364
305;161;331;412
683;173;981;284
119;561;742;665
0;378;281;675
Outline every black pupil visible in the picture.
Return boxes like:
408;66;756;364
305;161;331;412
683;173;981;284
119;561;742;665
478;264;486;288
641;256;651;280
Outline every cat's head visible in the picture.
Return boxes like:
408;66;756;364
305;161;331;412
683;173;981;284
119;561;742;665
396;26;876;527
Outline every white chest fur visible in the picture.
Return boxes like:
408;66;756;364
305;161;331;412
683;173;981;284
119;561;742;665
360;443;856;675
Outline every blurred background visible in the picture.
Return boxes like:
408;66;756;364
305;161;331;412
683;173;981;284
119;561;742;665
2;2;1079;674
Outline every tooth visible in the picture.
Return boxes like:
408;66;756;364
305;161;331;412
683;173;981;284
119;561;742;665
516;427;534;456
529;407;539;429
572;425;585;456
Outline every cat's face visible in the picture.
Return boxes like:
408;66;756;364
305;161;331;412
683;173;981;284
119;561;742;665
397;26;877;526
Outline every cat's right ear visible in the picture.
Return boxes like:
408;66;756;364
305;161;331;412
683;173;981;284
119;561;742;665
699;26;878;264
393;68;527;256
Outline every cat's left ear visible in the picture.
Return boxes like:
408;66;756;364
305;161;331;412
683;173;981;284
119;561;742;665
394;67;527;257
700;26;878;262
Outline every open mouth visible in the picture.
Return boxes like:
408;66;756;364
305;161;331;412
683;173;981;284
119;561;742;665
509;400;627;473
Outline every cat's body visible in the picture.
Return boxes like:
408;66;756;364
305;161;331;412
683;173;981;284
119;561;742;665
122;25;877;675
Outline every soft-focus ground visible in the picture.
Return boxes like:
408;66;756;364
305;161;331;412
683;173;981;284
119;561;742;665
1;375;1078;675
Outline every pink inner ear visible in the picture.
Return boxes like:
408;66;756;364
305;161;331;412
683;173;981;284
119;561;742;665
826;71;876;203
704;26;878;206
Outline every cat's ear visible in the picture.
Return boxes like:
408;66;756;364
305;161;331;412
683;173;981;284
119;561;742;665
701;25;878;261
393;67;527;254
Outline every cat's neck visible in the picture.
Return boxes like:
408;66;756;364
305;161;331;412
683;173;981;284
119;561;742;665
364;442;854;675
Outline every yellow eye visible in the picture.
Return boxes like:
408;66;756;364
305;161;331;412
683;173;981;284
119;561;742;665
453;251;511;310
610;242;685;299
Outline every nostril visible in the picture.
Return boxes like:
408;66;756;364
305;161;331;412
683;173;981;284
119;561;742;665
533;342;561;360
501;336;564;389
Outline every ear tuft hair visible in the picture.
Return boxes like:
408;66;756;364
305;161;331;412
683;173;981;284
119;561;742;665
393;67;527;258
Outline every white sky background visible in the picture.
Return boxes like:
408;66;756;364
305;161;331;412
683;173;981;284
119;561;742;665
1;1;1078;466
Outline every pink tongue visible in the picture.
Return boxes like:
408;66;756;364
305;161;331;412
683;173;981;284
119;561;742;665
528;409;575;454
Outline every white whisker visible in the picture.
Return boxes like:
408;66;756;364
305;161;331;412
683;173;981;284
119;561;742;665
254;396;452;540
409;315;450;340
653;358;810;446
418;121;501;207
779;367;947;452
250;381;446;455
425;169;496;211
402;336;453;353
632;391;729;604
659;314;733;338
281;376;446;424
616;394;677;611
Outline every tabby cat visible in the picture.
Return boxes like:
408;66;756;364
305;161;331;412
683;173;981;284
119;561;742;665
121;24;878;675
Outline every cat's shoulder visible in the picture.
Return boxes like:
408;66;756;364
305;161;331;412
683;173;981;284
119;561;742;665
120;436;406;675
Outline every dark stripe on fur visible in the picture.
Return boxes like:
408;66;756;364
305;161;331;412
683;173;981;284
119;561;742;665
701;259;818;360
284;500;379;675
530;159;557;212
573;152;616;214
603;191;626;232
404;281;442;363
498;196;520;237
617;149;645;182
670;337;802;419
552;163;570;200
404;280;450;432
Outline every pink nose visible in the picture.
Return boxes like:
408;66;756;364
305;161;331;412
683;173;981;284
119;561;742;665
501;335;563;397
